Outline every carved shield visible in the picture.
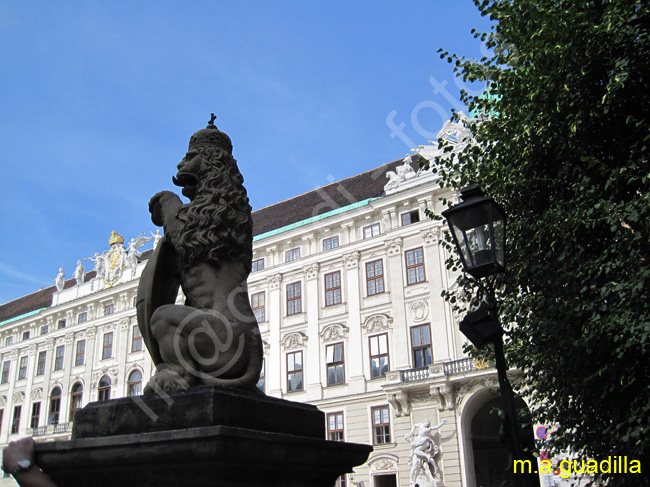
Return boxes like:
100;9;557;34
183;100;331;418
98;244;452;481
136;237;180;366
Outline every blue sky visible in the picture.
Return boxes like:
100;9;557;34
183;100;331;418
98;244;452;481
0;1;492;305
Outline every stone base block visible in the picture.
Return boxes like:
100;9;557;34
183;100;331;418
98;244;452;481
36;424;371;487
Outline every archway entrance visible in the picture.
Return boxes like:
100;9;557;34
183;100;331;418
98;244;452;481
471;398;540;487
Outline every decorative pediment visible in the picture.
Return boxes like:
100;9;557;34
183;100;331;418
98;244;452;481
362;314;393;334
320;324;349;342
369;454;399;472
31;388;43;401
12;391;25;404
282;332;307;350
409;300;429;322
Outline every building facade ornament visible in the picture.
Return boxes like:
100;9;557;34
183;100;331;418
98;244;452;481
26;344;37;356
431;384;456;411
369;455;399;472
387;391;411;417
119;317;130;330
405;418;447;485
420;226;440;246
342;251;360;269
384;236;403;256
455;377;499;409
85;326;97;339
31;388;43;401
409;300;429;322
362;314;393;334
12;391;25;404
320;323;349;342
281;332;308;350
0;395;6;406
65;332;75;345
267;273;283;290
302;263;320;280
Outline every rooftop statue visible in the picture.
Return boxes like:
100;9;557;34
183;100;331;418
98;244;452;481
136;115;263;394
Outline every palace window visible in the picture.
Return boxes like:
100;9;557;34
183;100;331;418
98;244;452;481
286;351;303;392
98;376;111;401
75;340;86;366
285;247;300;262
128;370;143;397
411;324;432;368
40;325;48;335
18;356;28;380
366;260;385;296
405;247;425;285
131;325;143;352
286;282;302;316
30;402;41;429
4;336;13;346
369;333;389;378
324;271;342;306
1;361;10;384
36;351;46;376
58;319;66;329
371;405;391;445
363;223;380;239
11;405;21;435
251;292;265;323
323;236;339;251
22;331;30;341
54;345;65;371
327;412;344;441
69;383;83;422
326;343;345;386
77;313;87;324
401;210;420;226
104;304;114;316
102;332;113;360
48;387;61;425
251;258;264;272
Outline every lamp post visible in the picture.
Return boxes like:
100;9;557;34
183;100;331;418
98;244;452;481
442;185;533;487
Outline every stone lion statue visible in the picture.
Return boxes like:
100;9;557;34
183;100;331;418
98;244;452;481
136;116;263;394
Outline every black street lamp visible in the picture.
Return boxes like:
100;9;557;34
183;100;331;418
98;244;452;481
442;185;533;487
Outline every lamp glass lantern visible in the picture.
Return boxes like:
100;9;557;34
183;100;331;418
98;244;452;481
441;185;506;279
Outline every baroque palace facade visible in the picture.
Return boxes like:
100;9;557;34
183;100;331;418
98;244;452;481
0;120;548;487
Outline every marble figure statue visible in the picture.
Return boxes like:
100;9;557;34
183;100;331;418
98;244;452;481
405;418;447;485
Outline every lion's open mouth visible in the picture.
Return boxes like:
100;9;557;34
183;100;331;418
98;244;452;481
172;172;198;188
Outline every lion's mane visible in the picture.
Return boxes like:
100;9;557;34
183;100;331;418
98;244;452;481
174;146;253;273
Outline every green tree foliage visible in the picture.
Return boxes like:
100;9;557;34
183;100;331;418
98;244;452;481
429;1;650;484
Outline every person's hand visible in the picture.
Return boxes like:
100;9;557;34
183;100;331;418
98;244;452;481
2;437;35;473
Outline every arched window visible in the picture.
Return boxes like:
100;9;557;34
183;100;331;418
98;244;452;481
127;370;142;397
69;383;83;422
98;375;111;401
48;387;61;425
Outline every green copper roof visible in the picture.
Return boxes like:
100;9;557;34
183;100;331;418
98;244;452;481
253;197;381;242
0;307;47;328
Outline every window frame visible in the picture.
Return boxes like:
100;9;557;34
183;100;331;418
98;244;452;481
286;350;304;392
327;411;345;441
75;339;86;366
400;210;420;226
371;405;391;445
104;303;115;316
22;331;30;341
325;342;345;386
323;235;340;251
69;383;83;422
127;370;143;397
30;402;41;429
11;405;21;435
57;319;66;329
17;356;28;380
98;375;111;401
102;332;113;360
411;323;433;369
324;271;342;307
1;361;10;384
251;258;265;272
77;312;87;324
36;351;47;376
131;325;143;352
405;247;426;285
54;345;65;371
251;291;266;323
363;223;381;239
286;282;302;316
365;259;385;296
285;247;300;263
48;387;61;426
369;333;390;379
